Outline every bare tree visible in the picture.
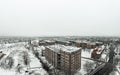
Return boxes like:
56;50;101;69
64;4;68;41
22;51;31;66
83;61;95;72
15;64;23;74
0;56;14;70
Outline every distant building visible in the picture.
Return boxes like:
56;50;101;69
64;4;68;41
31;40;39;47
75;40;88;48
55;40;72;46
39;40;47;46
95;42;103;46
91;45;106;59
75;40;102;49
87;42;96;49
43;44;81;75
39;40;55;46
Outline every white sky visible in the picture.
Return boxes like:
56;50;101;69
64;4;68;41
0;0;120;36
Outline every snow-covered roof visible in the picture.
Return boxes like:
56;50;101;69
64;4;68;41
95;41;103;44
75;40;88;43
46;44;81;53
44;40;55;43
86;42;96;46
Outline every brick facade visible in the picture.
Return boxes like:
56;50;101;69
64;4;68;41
43;45;81;75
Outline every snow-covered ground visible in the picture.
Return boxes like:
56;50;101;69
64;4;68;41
0;42;48;75
0;69;16;75
77;49;95;75
81;49;93;58
78;58;95;75
0;42;119;75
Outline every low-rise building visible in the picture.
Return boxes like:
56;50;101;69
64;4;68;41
91;45;106;59
55;40;72;46
75;40;102;49
39;40;55;46
75;40;88;48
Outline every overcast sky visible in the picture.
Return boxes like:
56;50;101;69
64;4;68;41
0;0;120;36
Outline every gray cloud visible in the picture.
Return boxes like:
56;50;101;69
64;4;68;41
0;0;120;36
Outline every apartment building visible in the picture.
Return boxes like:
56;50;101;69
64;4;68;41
75;40;88;48
75;40;102;49
43;44;81;75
